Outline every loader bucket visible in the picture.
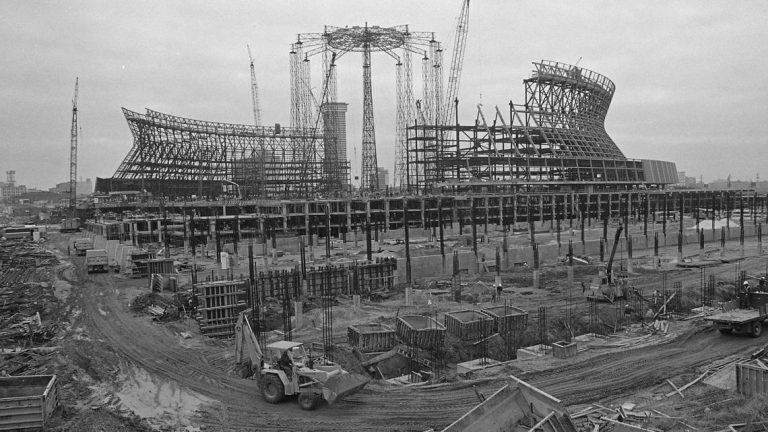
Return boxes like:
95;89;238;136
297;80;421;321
321;373;369;404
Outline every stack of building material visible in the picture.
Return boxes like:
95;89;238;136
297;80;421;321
194;279;247;338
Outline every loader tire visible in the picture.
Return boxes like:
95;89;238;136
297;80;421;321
298;392;319;410
262;374;285;404
749;322;763;338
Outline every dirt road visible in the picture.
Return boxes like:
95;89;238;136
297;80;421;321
58;233;768;431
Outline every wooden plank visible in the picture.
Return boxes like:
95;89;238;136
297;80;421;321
667;379;685;398
665;370;709;397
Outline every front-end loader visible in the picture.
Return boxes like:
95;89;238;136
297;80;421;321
234;309;369;410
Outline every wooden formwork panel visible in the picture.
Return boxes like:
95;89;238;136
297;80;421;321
0;375;58;431
481;305;529;334
396;315;446;350
145;259;175;276
195;280;247;338
348;323;396;353
737;361;768;397
444;310;494;341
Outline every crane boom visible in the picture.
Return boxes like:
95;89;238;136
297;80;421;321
443;0;470;125
247;44;262;126
69;77;79;217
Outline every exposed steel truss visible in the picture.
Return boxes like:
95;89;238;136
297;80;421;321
406;60;646;193
102;108;348;199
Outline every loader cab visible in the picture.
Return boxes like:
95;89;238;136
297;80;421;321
265;341;307;367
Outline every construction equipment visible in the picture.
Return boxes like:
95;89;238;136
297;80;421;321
706;290;768;337
73;238;94;256
246;44;262;126
442;0;470;125
85;249;108;273
234;309;369;410
68;78;79;222
586;223;627;302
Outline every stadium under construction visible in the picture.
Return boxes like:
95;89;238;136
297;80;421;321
96;60;676;199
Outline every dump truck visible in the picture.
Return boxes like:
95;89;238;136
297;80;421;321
234;309;369;410
705;291;768;337
73;238;94;256
85;249;108;273
586;223;628;302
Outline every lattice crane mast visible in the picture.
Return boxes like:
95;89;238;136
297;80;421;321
442;0;470;125
68;77;79;218
247;44;262;126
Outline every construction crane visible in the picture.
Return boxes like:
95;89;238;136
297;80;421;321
61;77;80;232
69;78;79;215
247;44;262;126
442;0;470;125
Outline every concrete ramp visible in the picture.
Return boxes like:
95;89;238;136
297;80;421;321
441;375;576;432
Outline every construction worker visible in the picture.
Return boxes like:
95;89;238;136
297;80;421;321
278;350;293;380
760;277;766;291
739;281;750;309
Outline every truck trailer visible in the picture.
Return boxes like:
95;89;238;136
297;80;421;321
85;249;108;273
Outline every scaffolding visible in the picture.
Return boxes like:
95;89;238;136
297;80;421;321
291;25;438;191
406;60;647;194
100;108;349;199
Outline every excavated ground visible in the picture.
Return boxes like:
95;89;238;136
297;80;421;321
41;228;768;431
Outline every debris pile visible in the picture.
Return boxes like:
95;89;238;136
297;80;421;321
0;239;60;347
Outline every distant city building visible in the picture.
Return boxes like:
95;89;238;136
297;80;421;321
376;167;389;190
49;178;93;196
0;182;27;201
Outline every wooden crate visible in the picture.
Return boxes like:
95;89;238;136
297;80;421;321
0;375;58;431
396;315;446;350
481;305;529;334
444;310;494;341
552;340;578;359
348;323;396;353
736;360;768;397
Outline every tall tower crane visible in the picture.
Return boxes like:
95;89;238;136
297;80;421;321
247;44;262;126
442;0;470;125
69;77;79;217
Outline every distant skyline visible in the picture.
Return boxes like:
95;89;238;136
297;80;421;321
1;1;767;189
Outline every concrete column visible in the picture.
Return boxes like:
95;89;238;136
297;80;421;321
532;270;540;290
294;301;303;328
278;205;286;233
353;294;361;308
309;234;315;260
405;287;413;306
385;199;390;230
567;266;574;285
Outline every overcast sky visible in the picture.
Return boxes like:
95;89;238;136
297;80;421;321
1;0;767;189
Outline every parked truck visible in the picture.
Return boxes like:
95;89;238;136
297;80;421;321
705;289;768;337
85;249;108;273
73;238;94;256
